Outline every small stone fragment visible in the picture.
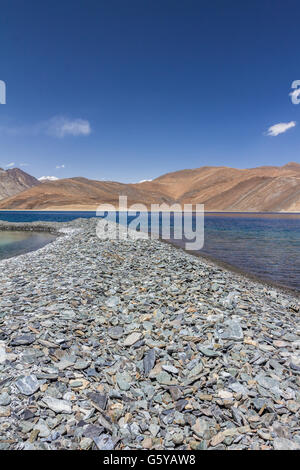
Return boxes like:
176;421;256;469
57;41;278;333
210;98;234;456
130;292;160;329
124;332;142;346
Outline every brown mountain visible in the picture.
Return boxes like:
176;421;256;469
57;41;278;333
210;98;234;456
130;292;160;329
138;162;300;211
0;163;300;211
0;176;174;210
0;167;40;200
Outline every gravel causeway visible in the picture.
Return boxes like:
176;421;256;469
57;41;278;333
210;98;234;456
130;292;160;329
0;218;299;450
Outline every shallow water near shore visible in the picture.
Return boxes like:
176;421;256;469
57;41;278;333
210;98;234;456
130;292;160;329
0;210;300;291
0;230;56;261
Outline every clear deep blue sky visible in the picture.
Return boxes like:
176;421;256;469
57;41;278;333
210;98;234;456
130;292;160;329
0;0;300;182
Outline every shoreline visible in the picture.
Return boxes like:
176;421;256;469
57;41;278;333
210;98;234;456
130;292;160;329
0;218;299;450
163;239;300;299
1;208;300;215
0;220;61;234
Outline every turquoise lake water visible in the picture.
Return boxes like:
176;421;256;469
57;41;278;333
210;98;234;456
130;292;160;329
0;211;299;291
0;230;56;261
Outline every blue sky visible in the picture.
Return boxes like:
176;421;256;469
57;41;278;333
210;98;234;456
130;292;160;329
0;0;300;182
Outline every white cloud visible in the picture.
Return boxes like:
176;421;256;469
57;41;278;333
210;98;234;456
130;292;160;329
0;116;92;138
266;121;296;136
56;164;65;169
5;162;15;168
46;117;91;138
137;179;153;183
20;163;29;167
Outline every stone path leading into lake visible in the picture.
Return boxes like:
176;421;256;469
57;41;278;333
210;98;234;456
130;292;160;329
0;218;299;450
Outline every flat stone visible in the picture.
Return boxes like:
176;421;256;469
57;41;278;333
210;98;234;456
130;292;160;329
11;334;36;346
116;372;131;391
142;437;153;449
188;363;203;376
162;364;179;374
74;359;90;370
123;332;142;346
34;419;51;438
218;390;233;399
19;420;34;434
82;424;105;439
192;418;209;438
216;320;244;341
143;349;156;376
156;371;176;385
56;355;76;371
0;392;11;406
87;392;108;410
256;374;281;394
15;375;40;396
93;434;115;450
228;382;248;395
108;326;124;339
198;346;220;357
80;437;93;450
42;396;72;414
172;431;184;444
149;423;160;437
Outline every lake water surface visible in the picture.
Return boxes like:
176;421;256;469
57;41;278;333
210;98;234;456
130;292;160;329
0;230;56;261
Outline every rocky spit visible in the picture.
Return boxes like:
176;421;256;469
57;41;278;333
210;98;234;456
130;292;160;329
0;217;299;451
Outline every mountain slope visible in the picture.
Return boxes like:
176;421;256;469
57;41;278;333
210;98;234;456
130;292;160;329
0;177;174;210
137;163;300;211
0;168;40;200
0;163;300;211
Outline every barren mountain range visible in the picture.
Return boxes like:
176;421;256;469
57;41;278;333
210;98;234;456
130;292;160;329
0;162;300;211
0;167;40;200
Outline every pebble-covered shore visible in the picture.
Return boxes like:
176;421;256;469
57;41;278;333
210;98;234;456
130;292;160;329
0;218;299;450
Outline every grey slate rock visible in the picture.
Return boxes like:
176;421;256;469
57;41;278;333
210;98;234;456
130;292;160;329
143;349;156;376
11;334;35;346
15;375;40;396
87;392;108;410
215;320;244;341
93;434;115;450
